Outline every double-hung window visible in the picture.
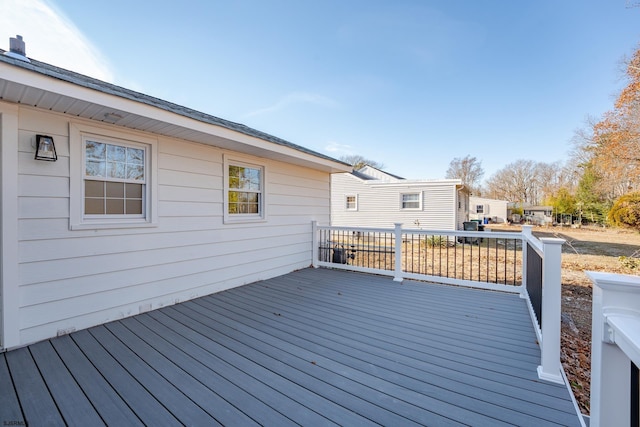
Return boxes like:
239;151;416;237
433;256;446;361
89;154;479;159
69;122;157;230
346;195;357;210
476;204;484;214
84;139;146;216
401;193;421;209
224;156;265;222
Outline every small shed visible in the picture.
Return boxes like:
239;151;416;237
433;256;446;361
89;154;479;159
469;196;509;224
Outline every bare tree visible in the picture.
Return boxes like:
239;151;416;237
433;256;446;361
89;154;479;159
339;155;384;171
445;155;484;195
485;160;539;205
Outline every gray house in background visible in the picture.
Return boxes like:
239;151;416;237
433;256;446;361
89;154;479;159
523;206;554;225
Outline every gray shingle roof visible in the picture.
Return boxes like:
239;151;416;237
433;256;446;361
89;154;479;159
0;50;349;167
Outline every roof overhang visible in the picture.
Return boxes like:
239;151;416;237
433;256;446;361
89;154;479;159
0;57;351;174
367;178;465;189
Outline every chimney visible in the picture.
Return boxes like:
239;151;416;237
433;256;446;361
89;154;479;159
4;35;31;63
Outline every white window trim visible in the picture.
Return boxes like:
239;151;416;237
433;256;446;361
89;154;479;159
400;192;422;210
345;194;358;211
223;154;267;224
476;204;484;214
69;122;158;230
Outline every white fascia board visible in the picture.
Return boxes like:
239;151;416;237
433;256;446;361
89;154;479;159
0;62;350;173
368;179;461;189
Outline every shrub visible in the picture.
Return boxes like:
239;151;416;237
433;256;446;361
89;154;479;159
608;192;640;230
424;235;448;247
619;256;640;271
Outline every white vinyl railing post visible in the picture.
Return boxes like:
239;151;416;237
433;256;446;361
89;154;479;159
537;237;565;384
311;221;318;268
588;272;640;427
393;223;403;282
520;225;533;299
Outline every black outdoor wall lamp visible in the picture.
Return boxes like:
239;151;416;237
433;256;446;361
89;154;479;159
34;134;57;161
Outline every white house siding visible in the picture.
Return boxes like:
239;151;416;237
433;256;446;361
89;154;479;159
11;104;331;347
331;173;462;230
469;196;509;223
456;189;469;230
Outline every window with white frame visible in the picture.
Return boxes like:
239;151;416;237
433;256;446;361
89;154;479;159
476;204;484;214
84;139;146;216
69;123;157;230
346;195;357;210
224;157;265;222
401;193;421;209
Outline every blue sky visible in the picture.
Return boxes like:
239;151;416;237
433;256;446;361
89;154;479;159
2;1;639;181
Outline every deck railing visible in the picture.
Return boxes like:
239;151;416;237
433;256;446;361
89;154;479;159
588;272;640;427
312;221;565;384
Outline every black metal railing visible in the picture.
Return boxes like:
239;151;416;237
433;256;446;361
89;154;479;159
318;228;395;270
633;361;639;427
317;225;525;288
526;242;543;329
401;231;522;286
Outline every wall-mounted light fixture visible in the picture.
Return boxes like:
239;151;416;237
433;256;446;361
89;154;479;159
35;135;57;161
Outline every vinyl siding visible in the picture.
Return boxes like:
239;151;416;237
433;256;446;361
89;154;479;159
469;196;509;223
331;173;461;230
10;105;331;347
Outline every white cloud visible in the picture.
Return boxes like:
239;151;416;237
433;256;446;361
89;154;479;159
0;0;115;82
324;141;352;154
244;91;338;118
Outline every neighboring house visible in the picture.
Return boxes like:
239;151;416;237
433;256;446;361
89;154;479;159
0;39;350;349
469;196;509;224
331;166;469;230
523;206;554;225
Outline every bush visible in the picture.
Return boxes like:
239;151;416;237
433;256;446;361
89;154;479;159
619;256;640;271
608;192;640;230
424;235;448;247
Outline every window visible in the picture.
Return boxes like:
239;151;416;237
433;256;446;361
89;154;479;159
476;204;484;214
69;123;157;230
401;193;421;209
84;140;145;216
224;156;265;222
346;195;357;210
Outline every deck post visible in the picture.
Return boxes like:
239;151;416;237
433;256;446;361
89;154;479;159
537;237;565;384
311;221;318;268
393;223;403;282
587;272;640;427
520;225;533;299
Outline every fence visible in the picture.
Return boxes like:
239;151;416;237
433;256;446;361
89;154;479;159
588;272;640;427
312;221;565;384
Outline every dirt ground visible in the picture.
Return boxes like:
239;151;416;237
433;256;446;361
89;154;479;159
492;224;640;415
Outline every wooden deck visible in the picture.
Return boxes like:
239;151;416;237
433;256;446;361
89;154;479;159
1;267;582;426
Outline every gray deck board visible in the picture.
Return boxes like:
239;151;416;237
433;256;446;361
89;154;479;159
230;283;542;365
136;310;318;426
181;298;512;427
28;341;105;427
193;286;575;426
0;353;24;425
1;267;582;426
49;335;145;427
5;347;65;426
166;302;436;426
71;329;181;426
